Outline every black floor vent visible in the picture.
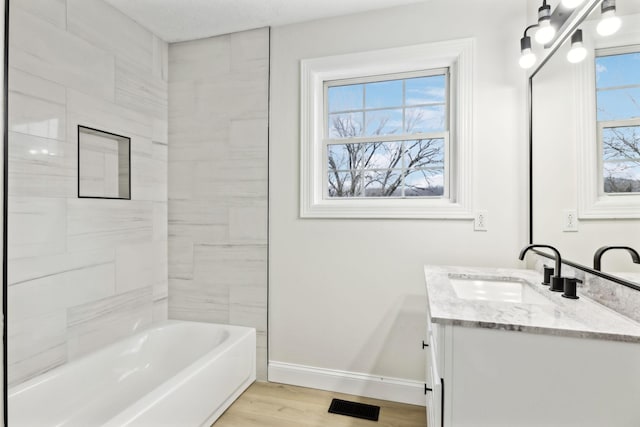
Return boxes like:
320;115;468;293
328;398;380;421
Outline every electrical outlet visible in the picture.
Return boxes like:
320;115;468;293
474;210;488;231
563;209;578;232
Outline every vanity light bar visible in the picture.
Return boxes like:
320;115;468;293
519;0;619;69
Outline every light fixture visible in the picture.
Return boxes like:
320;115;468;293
535;1;556;44
561;0;585;8
519;35;537;69
567;30;587;63
597;0;621;36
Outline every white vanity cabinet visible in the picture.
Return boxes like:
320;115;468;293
424;266;640;427
425;318;640;427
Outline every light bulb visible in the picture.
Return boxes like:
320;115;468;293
561;0;584;8
597;9;621;36
567;29;587;63
520;49;537;69
535;20;556;44
519;36;536;69
567;44;587;63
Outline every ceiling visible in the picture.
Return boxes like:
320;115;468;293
104;0;426;43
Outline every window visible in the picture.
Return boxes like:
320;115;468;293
300;39;474;218
576;43;640;219
595;48;640;194
325;70;449;199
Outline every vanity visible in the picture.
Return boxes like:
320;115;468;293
424;265;640;427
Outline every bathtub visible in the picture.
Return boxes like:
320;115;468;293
8;320;256;427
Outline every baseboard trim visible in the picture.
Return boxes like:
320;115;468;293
268;361;425;406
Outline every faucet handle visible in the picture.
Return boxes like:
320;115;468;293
542;265;554;286
562;277;583;300
550;275;565;292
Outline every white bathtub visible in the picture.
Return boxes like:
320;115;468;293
8;320;256;427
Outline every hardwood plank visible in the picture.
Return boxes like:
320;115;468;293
213;382;427;427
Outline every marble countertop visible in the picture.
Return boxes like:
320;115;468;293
424;265;640;343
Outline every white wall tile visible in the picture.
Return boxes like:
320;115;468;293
8;310;67;385
152;118;168;144
168;278;229;324
152;241;168;289
167;239;194;280
8;248;115;286
9;67;66;105
168;29;269;377
229;285;267;332
13;0;66;29
115;242;154;294
152;142;168;202
115;57;168;120
10;7;115;101
152;298;168;322
67;89;152;140
193;244;266;288
8;263;115;319
66;199;153;251
9;92;66;140
152;202;168;242
230;28;270;73
152;35;169;82
168;35;231;83
66;0;153;72
8;131;76;198
229;205;268;244
67;287;153;360
8;196;66;259
9;0;169;387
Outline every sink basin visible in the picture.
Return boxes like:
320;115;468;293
449;276;552;305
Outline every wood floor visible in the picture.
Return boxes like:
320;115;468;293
212;382;427;427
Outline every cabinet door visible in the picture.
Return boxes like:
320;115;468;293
429;334;442;427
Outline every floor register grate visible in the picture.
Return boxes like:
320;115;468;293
328;398;380;421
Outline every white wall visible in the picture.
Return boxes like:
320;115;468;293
269;0;527;391
7;0;168;386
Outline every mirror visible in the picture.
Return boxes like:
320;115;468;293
531;0;640;286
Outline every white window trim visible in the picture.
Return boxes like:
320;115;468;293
575;33;640;219
300;38;475;219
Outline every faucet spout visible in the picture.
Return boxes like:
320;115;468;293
519;244;562;279
593;246;640;271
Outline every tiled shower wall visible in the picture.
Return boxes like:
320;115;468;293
168;28;269;380
7;0;168;385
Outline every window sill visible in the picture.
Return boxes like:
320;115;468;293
300;198;474;219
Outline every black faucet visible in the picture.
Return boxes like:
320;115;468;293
593;246;640;271
519;244;565;292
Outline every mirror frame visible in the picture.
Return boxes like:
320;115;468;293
528;0;640;291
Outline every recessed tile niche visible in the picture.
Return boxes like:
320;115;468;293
78;125;131;199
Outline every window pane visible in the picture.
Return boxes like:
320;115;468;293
405;106;446;133
596;53;640;89
328;171;362;197
365;80;403;109
602;126;640;161
328;84;363;112
328;143;361;171
597;87;640;121
603;161;640;193
365;109;402;136
404;138;445;168
405;75;446;105
362;142;402;169
328;112;364;138
364;169;403;197
404;168;445;196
